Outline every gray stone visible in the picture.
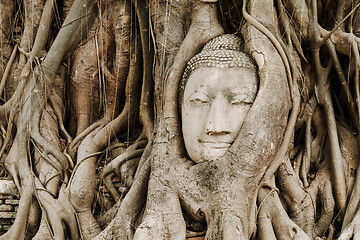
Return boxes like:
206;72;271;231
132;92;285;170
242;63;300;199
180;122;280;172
2;225;11;231
0;212;16;218
0;205;12;211
5;199;19;205
0;195;8;200
0;180;18;197
0;218;11;225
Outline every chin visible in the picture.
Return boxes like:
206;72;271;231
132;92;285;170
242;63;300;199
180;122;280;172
198;148;228;162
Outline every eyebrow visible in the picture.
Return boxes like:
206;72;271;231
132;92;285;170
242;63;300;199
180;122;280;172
191;89;210;97
190;90;211;98
228;89;256;98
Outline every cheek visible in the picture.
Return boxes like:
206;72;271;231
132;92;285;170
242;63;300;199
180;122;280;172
181;106;205;162
182;109;198;141
228;105;251;131
182;104;207;133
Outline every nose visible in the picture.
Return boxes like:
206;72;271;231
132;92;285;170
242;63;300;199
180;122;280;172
205;96;231;135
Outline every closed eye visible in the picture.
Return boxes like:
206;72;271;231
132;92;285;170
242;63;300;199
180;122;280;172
230;96;253;105
189;92;210;104
191;98;209;104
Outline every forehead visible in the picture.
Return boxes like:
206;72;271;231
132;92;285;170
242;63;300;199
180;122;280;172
184;67;258;95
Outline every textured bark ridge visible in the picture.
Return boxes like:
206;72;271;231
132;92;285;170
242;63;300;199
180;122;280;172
0;0;360;239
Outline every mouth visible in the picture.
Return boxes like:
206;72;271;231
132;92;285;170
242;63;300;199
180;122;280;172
199;139;233;149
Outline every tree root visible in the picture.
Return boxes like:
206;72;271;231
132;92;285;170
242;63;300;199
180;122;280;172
276;157;315;236
308;2;348;209
257;186;311;240
100;139;147;180
133;175;186;240
243;0;302;187
30;103;67;176
0;44;17;96
96;195;123;230
1;127;34;240
133;0;154;139
339;209;360;240
50;93;72;145
68;34;142;239
30;102;67;238
67;121;103;159
102;174;120;203
19;0;46;65
0;0;14;80
42;0;97;80
93;160;150;240
35;178;79;240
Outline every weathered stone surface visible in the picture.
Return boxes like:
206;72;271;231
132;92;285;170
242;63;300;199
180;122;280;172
0;180;18;197
0;195;8;200
2;225;11;231
5;199;19;205
0;218;11;225
0;205;12;212
0;181;19;237
0;212;16;218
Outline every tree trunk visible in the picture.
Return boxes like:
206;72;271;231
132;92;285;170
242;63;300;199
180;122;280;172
1;0;360;239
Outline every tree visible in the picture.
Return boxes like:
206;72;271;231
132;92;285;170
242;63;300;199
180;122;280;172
1;0;360;239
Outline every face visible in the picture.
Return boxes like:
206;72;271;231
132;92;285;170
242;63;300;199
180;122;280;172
182;67;258;163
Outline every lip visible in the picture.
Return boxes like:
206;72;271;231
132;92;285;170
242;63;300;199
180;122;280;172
199;139;233;149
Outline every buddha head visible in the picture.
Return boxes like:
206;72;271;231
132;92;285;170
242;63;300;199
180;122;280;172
180;34;259;164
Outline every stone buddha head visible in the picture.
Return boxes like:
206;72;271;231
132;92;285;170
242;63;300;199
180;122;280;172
180;34;259;164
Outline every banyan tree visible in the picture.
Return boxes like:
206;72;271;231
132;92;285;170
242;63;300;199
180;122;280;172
1;0;360;239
